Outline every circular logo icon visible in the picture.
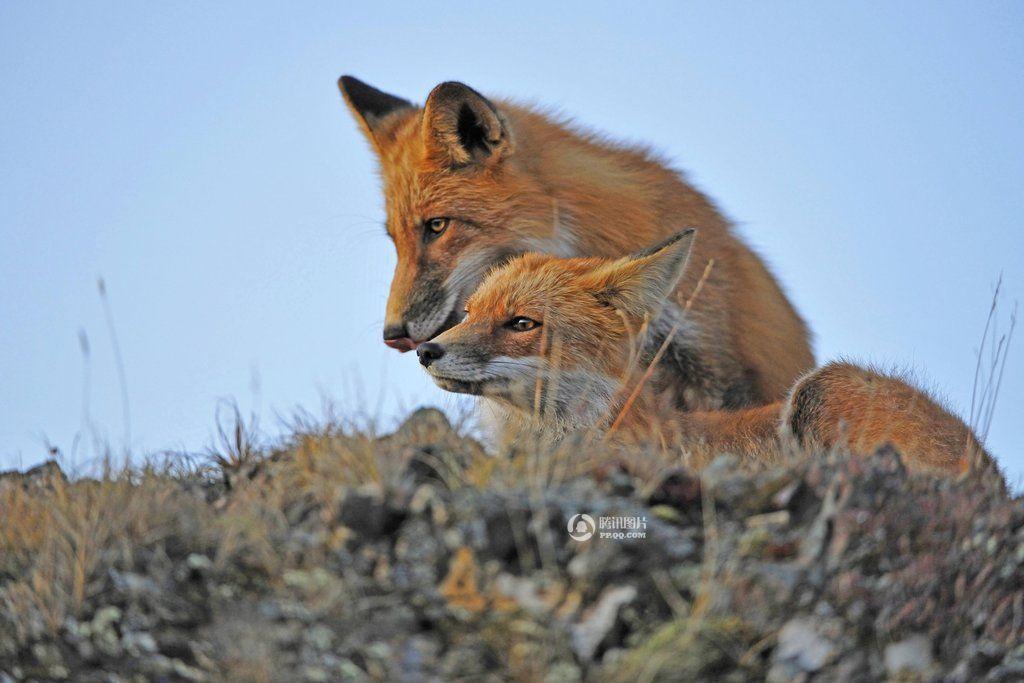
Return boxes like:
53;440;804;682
567;513;596;541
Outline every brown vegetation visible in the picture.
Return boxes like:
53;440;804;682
1;408;1020;681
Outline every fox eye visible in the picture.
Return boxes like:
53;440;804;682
424;217;450;239
507;316;540;332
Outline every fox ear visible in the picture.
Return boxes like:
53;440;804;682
422;81;512;167
338;75;415;150
585;230;696;318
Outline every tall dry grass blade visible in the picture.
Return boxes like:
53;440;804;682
208;400;263;472
532;311;552;422
969;275;1002;430
967;276;1017;446
606;258;715;439
981;303;1016;441
97;278;132;452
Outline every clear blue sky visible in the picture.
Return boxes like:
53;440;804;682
2;2;1022;482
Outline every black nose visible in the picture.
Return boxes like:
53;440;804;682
417;342;445;367
383;323;409;341
383;323;417;352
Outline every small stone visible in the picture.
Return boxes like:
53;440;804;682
338;659;367;678
31;642;64;669
282;567;334;598
772;480;803;509
765;661;803;683
171;658;208;681
773;617;836;673
494;574;566;617
367;641;393;660
301;666;329;682
187;553;213;570
571;585;637;661
110;569;162;598
123;631;158;655
746;510;791;528
884;634;934;677
544;661;583;682
92;605;122;628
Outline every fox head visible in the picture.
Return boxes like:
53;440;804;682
415;230;695;431
339;76;572;352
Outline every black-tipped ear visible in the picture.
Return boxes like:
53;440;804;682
582;229;696;318
422;81;512;167
338;75;414;147
628;229;696;264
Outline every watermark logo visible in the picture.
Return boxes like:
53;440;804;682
567;513;648;541
567;513;596;541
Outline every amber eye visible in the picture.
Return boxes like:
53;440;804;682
424;217;450;238
507;316;540;332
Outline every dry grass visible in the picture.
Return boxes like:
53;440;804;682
1;466;208;639
0;398;678;647
968;276;1017;450
1;394;1018;681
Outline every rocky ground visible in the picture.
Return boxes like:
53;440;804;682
1;408;1022;682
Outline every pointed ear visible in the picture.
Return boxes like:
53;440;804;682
584;230;696;318
422;81;512;167
338;75;415;150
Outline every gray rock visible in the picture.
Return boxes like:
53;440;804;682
772;617;837;673
544;661;583;682
186;553;213;571
2;414;1019;681
570;585;637;661
122;631;158;655
884;633;935;677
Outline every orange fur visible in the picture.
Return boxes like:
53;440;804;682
781;362;990;475
339;77;814;409
423;235;991;476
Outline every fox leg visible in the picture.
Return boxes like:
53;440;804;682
780;362;990;475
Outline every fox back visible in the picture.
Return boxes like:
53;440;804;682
339;77;814;410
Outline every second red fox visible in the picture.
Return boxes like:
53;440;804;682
417;230;990;476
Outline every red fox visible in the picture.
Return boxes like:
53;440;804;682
415;230;990;475
338;77;814;411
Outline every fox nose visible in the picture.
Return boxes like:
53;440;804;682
383;324;418;353
417;342;445;367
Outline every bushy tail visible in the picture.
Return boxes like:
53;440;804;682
780;361;994;476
